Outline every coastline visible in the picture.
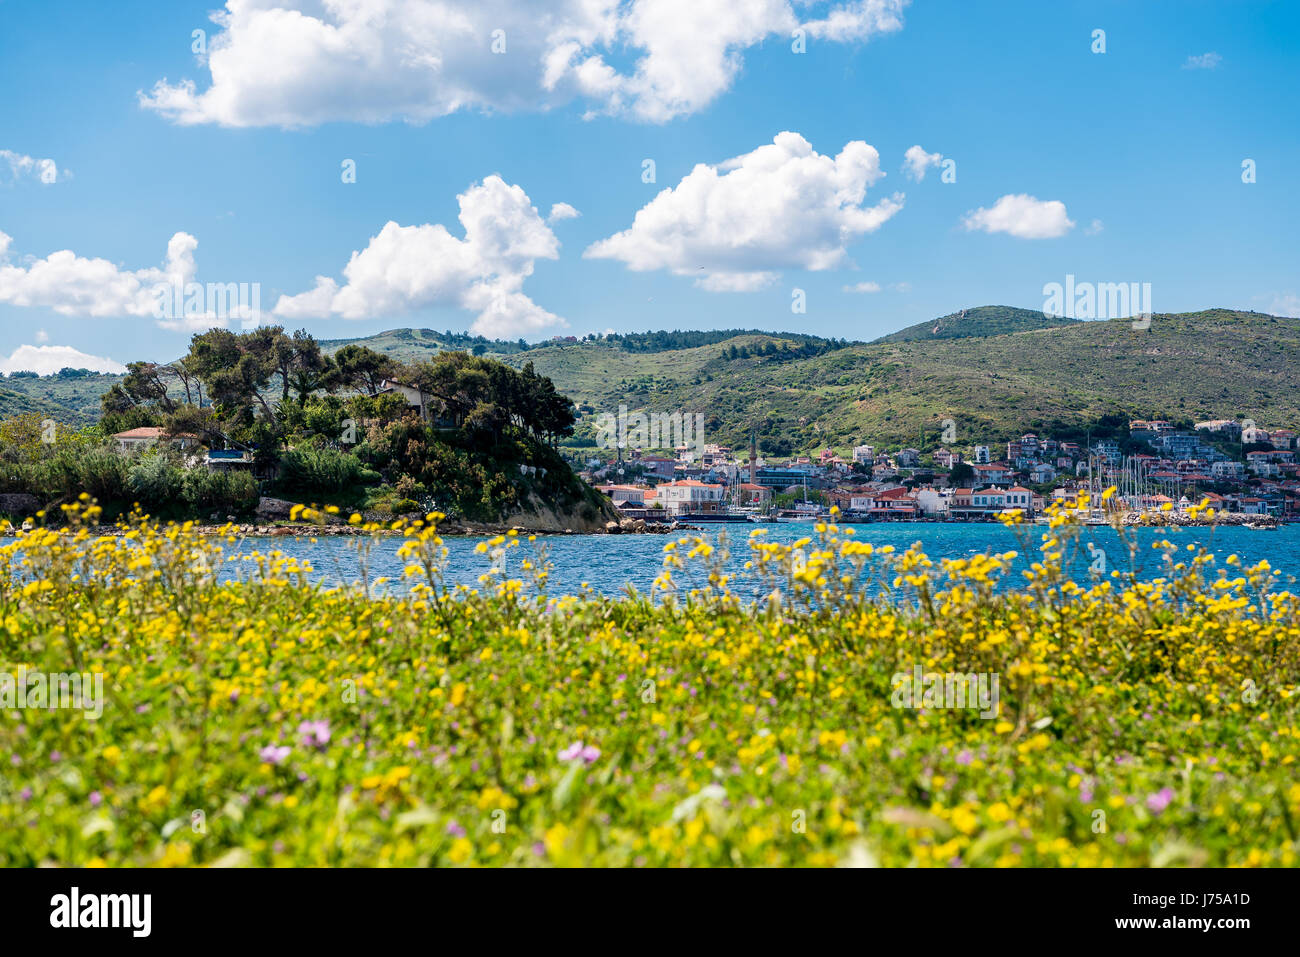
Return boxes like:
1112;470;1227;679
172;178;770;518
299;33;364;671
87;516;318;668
0;512;1280;539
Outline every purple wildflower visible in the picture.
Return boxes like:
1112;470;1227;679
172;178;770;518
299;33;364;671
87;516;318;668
1146;787;1175;814
558;741;601;764
297;720;331;750
259;744;291;765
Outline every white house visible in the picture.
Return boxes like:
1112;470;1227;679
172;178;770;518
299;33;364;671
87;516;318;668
913;487;951;516
1211;461;1245;481
1029;463;1057;484
654;479;726;515
597;484;648;507
112;427;199;454
377;378;454;427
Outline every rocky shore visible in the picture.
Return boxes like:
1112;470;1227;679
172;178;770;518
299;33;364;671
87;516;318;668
0;495;690;538
1118;511;1281;528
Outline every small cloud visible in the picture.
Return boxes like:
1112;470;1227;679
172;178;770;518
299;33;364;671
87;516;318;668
547;202;581;224
35;329;49;342
157;315;233;332
1085;218;1104;235
902;145;942;182
891;281;911;293
1183;52;1222;70
1264;293;1300;318
0;149;65;185
0;344;126;376
695;271;776;293
962;194;1074;240
842;281;882;293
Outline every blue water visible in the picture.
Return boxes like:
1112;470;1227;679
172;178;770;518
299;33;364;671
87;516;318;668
220;522;1300;600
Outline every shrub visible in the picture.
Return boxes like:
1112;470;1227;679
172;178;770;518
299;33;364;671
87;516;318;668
182;469;259;516
127;454;184;508
73;448;132;503
278;447;364;495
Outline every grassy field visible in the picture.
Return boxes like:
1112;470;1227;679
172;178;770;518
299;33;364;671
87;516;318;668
1;499;1297;866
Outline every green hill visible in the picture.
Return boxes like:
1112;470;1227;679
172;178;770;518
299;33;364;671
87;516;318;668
5;308;1298;453
501;308;1300;452
873;305;1081;343
0;373;122;426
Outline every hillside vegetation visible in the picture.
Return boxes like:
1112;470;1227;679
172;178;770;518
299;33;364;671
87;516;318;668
507;308;1299;451
872;305;1081;343
5;308;1297;451
0;374;121;426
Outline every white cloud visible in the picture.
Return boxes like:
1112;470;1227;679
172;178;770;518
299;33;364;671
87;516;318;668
696;271;776;292
842;280;881;293
901;144;941;182
1265;293;1300;318
547;202;581;223
0;344;126;376
35;329;49;342
0;229;205;319
801;0;908;40
1085;218;1104;235
1183;52;1222;70
140;0;909;127
0;149;64;185
961;194;1074;240
584;132;904;291
157;315;234;332
274;174;566;337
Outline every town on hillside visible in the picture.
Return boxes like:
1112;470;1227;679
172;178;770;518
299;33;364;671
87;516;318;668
586;418;1297;525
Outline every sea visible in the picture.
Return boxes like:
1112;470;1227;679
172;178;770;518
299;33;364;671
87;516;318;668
218;521;1300;601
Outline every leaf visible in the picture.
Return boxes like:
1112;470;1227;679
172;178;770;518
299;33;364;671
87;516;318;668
206;848;253;868
965;825;1020;863
552;761;583;811
881;806;954;837
837;841;880;868
1151;841;1208;868
80;814;115;839
396;805;440;833
671;785;727;823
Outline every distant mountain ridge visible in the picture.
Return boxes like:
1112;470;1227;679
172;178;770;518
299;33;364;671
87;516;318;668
5;308;1297;452
872;305;1082;343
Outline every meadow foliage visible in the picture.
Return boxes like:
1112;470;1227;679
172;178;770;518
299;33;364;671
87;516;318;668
0;496;1296;866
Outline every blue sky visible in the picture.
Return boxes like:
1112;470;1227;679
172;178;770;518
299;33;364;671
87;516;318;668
1;0;1297;373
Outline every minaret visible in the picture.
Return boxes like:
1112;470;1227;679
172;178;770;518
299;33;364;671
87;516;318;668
748;431;757;484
